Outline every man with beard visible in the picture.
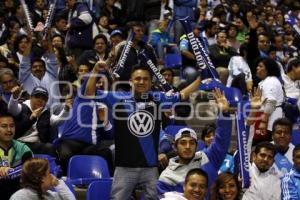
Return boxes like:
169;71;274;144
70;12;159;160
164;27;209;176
242;142;281;200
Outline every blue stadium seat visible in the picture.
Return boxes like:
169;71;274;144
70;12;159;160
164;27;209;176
34;154;62;178
67;155;110;185
292;129;300;145
86;179;113;200
164;53;182;68
199;79;243;107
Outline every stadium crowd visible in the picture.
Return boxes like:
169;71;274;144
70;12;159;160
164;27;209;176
0;0;300;199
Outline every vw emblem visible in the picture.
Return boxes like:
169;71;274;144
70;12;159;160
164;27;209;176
127;110;154;137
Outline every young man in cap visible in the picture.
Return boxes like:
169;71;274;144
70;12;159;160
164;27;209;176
157;88;232;195
7;86;70;156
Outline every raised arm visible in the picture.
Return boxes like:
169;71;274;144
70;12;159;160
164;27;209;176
85;61;107;97
19;36;39;94
42;35;59;79
7;86;23;116
205;88;231;169
180;77;201;100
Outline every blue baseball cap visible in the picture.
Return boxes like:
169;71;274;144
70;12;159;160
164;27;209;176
110;29;122;37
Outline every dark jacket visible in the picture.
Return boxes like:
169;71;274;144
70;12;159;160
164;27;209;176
14;104;52;143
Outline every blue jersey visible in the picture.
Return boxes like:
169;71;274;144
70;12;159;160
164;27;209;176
95;89;180;167
60;95;113;145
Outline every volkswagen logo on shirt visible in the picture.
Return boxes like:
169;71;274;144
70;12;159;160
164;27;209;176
128;110;155;137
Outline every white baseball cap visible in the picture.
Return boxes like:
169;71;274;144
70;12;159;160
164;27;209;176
175;128;197;142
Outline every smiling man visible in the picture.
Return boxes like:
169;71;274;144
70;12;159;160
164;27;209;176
270;118;295;177
161;168;208;200
0;112;32;199
157;89;232;196
242;142;281;200
85;61;201;199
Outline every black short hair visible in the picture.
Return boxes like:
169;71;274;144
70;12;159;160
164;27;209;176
256;58;281;77
226;23;238;34
0;112;15;120
203;20;217;31
51;34;65;43
254;142;275;156
293;144;300;156
201;123;216;140
14;34;29;52
160;68;174;76
131;64;153;79
287;58;300;73
31;58;46;69
239;43;248;57
272;118;293;134
184;168;208;186
93;34;108;46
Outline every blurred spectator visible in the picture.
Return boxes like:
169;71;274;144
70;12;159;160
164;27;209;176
0;10;8;46
97;15;111;40
226;23;240;50
65;0;99;58
173;0;198;42
101;0;122;29
114;22;157;84
209;31;237;68
78;34;109;70
281;144;300;200
200;20;218;45
0;112;32;200
234;16;248;44
150;19;177;62
31;0;45;27
10;158;75;200
52;14;68;38
18;36;61;107
8;86;70;156
227;43;253;94
282;58;300;99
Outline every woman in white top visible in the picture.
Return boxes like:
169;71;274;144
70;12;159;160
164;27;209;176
10;158;75;200
256;58;284;140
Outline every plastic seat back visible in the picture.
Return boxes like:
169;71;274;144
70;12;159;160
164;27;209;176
164;53;182;68
67;155;110;185
86;179;113;200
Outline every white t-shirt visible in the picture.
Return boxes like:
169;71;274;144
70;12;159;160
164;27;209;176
259;76;284;131
282;73;300;99
227;56;252;87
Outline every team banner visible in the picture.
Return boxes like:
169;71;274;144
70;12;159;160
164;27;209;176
0;165;22;180
20;0;34;33
43;0;57;39
113;30;135;79
178;17;219;79
235;111;250;188
139;50;173;92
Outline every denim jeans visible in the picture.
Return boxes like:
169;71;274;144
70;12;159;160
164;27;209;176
111;167;159;200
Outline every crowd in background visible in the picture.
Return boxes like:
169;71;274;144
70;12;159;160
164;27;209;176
0;0;300;199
